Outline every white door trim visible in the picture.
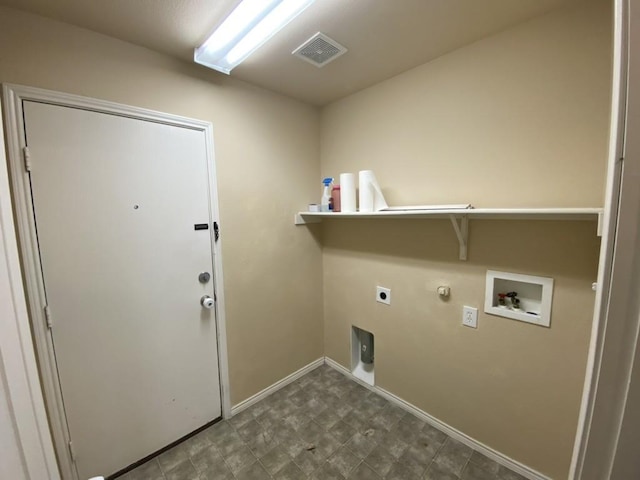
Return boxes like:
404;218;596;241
569;0;631;477
0;92;60;480
1;84;232;480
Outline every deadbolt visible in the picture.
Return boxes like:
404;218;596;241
198;272;211;284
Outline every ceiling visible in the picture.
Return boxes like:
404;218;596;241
0;0;581;105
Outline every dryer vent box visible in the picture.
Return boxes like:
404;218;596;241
351;326;374;386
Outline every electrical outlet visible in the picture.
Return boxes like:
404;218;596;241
376;286;391;305
463;306;478;328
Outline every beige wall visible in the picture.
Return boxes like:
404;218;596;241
0;1;615;479
0;6;323;406
321;0;611;208
323;220;600;478
320;1;611;478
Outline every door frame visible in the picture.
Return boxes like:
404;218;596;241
570;0;640;477
2;83;232;480
0;92;60;480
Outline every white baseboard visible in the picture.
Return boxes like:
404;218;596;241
324;357;551;480
230;357;324;416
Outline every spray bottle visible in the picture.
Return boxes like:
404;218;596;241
321;177;334;212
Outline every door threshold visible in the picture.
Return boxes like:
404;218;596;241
107;417;223;479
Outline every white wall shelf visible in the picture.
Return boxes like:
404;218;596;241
294;208;603;261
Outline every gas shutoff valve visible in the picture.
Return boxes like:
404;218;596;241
437;286;450;297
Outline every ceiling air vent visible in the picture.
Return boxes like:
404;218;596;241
292;32;347;68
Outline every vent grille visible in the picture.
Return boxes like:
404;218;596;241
292;32;347;67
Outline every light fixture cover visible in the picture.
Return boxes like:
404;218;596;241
195;0;316;74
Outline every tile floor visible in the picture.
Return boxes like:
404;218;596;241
118;364;526;480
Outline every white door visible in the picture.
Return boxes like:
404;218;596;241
22;101;222;479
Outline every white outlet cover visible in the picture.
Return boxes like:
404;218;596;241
376;286;391;305
463;306;478;328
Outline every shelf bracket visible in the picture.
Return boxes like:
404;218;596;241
294;213;322;225
596;211;604;237
449;214;468;261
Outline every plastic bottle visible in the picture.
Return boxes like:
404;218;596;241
331;185;341;212
321;177;333;212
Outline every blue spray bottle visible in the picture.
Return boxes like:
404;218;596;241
321;177;334;212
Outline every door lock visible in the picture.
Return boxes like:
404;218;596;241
200;295;215;309
198;272;211;284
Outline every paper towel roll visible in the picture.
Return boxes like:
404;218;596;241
358;170;388;212
339;173;356;213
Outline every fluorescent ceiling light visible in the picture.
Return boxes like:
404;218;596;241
195;0;316;74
